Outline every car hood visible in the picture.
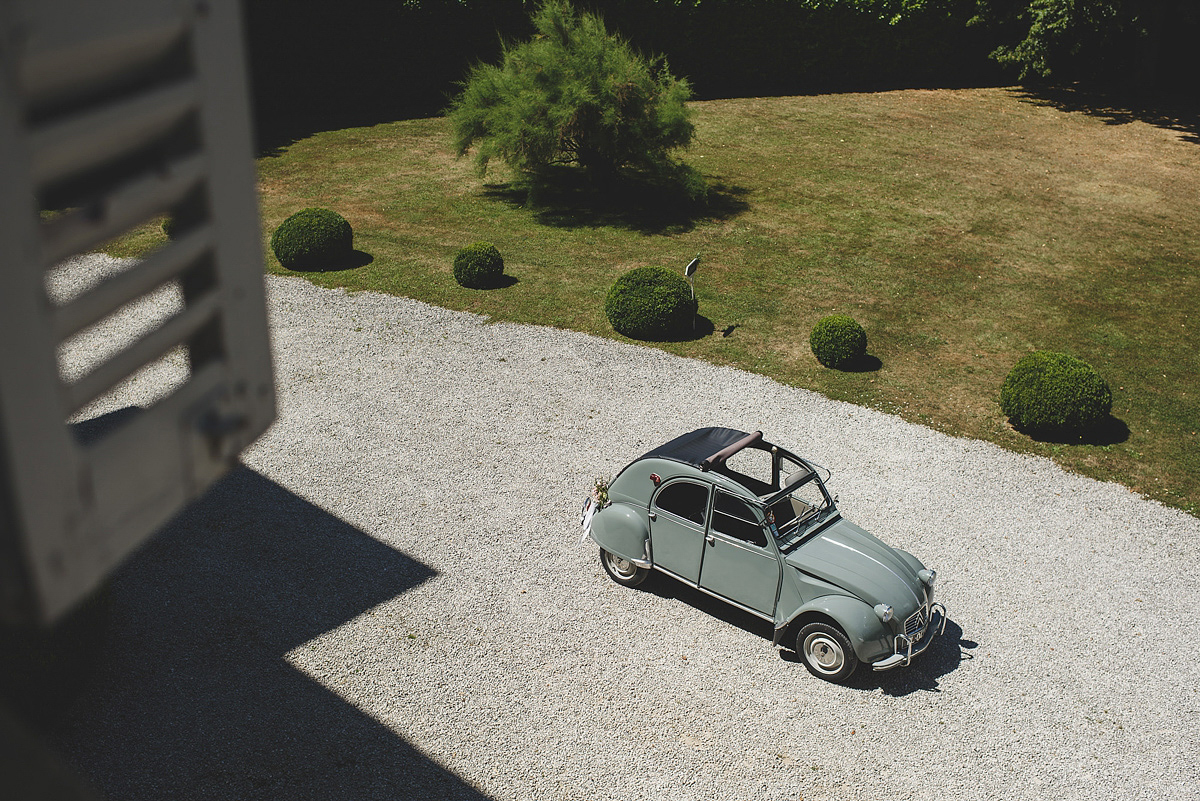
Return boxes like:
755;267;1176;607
784;516;925;613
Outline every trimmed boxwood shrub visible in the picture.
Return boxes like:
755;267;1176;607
1000;351;1113;435
810;314;867;368
605;266;696;340
453;242;505;288
271;208;353;270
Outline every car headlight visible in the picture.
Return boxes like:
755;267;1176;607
918;569;937;587
874;604;894;623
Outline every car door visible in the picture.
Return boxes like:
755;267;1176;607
698;490;781;617
648;479;710;584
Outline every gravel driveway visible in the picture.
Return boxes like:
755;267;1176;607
42;257;1200;800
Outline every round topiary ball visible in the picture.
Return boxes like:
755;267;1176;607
271;208;353;270
810;314;867;368
453;242;505;288
604;266;697;341
1000;351;1112;435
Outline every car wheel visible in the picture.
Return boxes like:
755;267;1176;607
796;622;858;683
600;548;649;588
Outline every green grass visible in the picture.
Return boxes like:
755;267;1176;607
116;88;1200;516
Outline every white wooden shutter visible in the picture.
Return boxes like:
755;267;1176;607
0;0;275;623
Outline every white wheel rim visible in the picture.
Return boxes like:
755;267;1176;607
607;553;636;579
804;633;845;675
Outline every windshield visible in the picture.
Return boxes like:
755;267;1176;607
768;459;833;548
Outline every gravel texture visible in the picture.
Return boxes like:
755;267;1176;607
39;254;1200;800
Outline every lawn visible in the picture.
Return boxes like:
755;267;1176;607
112;87;1200;516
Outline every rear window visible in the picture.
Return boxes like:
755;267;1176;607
654;481;709;525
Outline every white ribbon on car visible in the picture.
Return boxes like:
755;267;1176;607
580;498;598;543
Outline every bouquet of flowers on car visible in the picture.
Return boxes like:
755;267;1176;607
579;476;609;542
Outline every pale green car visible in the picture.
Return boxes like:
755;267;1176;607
582;427;946;683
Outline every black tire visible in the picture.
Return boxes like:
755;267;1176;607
796;621;858;683
600;548;649;588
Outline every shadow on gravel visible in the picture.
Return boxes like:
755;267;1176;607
839;619;975;696
7;462;491;801
643;576;973;695
645;576;777;643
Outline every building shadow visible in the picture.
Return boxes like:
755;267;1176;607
6;464;491;801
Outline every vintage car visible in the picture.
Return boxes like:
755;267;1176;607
581;427;946;682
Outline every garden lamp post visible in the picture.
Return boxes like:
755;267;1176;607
685;255;700;331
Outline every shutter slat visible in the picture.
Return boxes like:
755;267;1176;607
19;18;187;103
50;226;214;341
38;151;206;265
29;78;200;186
63;291;220;414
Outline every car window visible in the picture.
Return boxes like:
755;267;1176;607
712;491;767;547
778;454;811;488
769;471;830;545
790;475;827;518
654;481;709;525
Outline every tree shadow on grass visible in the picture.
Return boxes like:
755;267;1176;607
482;167;750;235
2;457;493;801
1012;84;1200;145
614;315;716;344
461;274;519;290
630;315;717;343
287;249;375;273
1011;413;1131;447
835;354;883;373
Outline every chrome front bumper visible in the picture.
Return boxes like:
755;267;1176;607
872;602;948;671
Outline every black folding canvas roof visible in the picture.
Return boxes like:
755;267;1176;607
638;427;762;470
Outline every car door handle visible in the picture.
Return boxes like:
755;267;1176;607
705;535;715;545
648;512;657;521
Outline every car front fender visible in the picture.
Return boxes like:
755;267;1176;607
590;502;651;567
892;547;926;575
774;594;893;664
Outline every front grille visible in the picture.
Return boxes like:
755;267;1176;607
904;606;928;638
